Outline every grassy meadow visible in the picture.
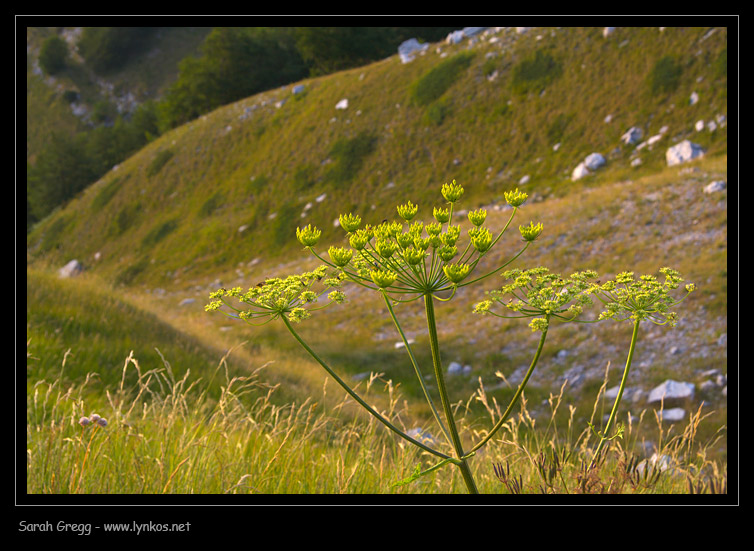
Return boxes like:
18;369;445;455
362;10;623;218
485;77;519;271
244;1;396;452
25;26;730;497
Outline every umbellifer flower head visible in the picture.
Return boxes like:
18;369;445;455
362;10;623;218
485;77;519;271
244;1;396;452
296;224;321;247
519;221;543;242
433;207;450;223
397;201;419;221
328;246;353;267
505;188;528;208
339;213;361;233
468;209;487;227
348;229;371;250
370;269;398;288
441;179;464;203
443;263;471;284
470;227;493;253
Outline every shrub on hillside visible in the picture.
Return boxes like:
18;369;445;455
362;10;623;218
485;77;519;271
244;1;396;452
77;27;156;74
38;35;68;75
410;52;474;107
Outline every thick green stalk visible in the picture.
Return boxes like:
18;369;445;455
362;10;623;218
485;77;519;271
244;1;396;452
424;294;479;494
590;318;640;469
382;291;453;447
468;324;548;455
281;317;450;461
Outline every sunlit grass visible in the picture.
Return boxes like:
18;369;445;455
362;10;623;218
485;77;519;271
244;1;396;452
26;346;727;494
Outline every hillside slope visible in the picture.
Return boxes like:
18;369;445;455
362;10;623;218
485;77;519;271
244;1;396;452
25;25;730;458
27;26;728;287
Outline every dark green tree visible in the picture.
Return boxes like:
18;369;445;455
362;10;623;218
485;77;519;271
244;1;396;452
77;27;157;74
38;35;68;75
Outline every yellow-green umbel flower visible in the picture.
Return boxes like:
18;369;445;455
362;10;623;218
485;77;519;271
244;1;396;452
433;207;450;223
441;179;464;203
328;246;353;267
439;244;458;262
339;213;362;232
529;318;549;332
592;267;694;326
349;229;371;250
370;269;398;288
470;226;493;253
375;239;399;259
519;221;543;242
397;201;419;221
425;221;442;236
443;262;471;284
468;208;487;227
396;232;414;249
403;247;426;266
505;188;528;208
413;236;430;251
296;224;321;247
442;225;461;246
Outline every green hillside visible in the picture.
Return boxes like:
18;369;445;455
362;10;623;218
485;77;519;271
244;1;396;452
27;26;728;286
25;26;730;493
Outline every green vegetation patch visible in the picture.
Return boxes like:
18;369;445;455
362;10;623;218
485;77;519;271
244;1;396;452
90;177;122;211
146;148;175;178
409;52;474;107
511;49;563;95
648;55;683;95
325;131;377;187
141;218;178;249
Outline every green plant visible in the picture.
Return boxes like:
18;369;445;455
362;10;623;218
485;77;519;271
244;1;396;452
146;149;175;178
207;181;541;493
511;49;562;95
38;35;68;75
584;269;695;468
410;52;474;107
205;180;695;494
648;55;683;95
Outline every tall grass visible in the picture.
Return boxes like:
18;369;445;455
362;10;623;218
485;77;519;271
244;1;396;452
26;346;727;495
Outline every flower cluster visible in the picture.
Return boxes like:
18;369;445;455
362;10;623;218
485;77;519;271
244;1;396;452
79;413;108;428
474;267;599;331
205;265;346;324
290;181;540;300
587;267;694;326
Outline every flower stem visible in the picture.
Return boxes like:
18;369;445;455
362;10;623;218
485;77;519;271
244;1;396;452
281;317;450;461
382;291;453;448
590;318;640;469
468;324;548;455
424;294;479;494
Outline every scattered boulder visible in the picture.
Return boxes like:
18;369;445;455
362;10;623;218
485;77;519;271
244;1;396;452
621;126;643;145
572;153;606;181
58;259;83;278
571;162;591;181
394;338;415;349
448;362;472;376
398;38;428;63
584;152;606;170
657;407;687;423
335;98;349;110
648;379;695;405
605;385;644;403
666;140;705;166
704;180;726;194
292;84;305;95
